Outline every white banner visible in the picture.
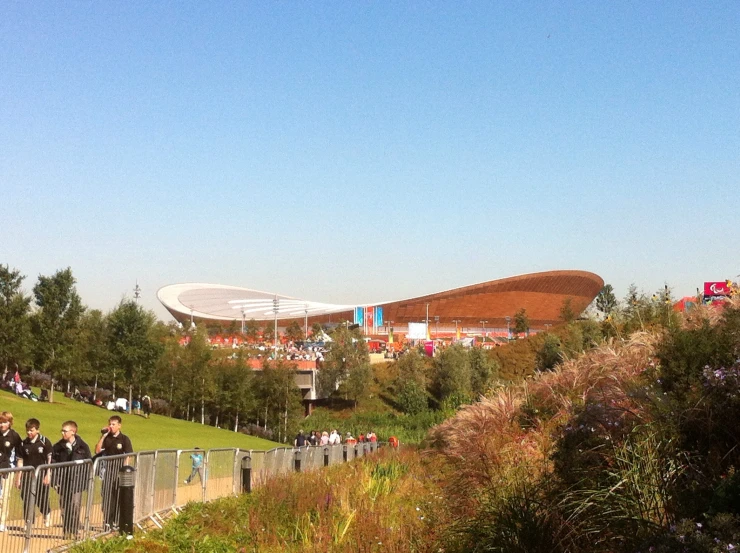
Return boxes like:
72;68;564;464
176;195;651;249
407;322;428;340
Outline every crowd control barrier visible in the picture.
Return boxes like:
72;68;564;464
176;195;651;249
0;442;385;553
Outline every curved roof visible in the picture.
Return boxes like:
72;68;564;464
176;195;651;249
157;270;604;328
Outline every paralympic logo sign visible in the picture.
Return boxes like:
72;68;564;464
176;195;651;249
704;282;732;297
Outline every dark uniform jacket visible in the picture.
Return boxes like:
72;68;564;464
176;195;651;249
20;435;53;468
0;428;22;469
52;436;92;493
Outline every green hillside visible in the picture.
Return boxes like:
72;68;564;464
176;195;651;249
0;389;279;451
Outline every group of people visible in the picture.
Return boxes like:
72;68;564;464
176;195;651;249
294;429;379;447
0;412;134;539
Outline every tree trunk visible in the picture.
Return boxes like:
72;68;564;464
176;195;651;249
93;373;98;399
234;409;239;432
50;377;55;404
128;384;133;415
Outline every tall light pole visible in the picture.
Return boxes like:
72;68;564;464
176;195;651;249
479;320;488;342
241;308;246;334
452;319;461;338
272;296;279;353
304;303;309;339
505;316;511;340
425;303;430;339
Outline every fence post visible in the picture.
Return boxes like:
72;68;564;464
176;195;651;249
118;465;136;536
323;447;329;467
173;450;182;509
294;448;302;473
342;445;347;462
241;454;252;494
23;469;35;552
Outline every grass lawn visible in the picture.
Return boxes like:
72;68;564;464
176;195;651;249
0;388;280;451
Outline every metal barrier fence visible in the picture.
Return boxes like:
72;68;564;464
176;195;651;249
0;442;386;552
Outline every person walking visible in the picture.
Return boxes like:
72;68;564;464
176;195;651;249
52;421;91;539
16;418;52;528
141;395;152;419
184;448;204;485
94;415;133;530
0;412;22;532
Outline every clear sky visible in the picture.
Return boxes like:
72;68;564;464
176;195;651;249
2;2;738;320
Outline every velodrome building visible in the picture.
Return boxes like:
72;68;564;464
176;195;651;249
157;270;604;336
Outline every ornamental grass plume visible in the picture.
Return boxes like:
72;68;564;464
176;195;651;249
429;331;662;495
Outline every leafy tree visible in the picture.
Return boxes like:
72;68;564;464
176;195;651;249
514;308;530;337
31;267;84;403
342;360;372;409
310;323;323;340
244;319;260;343
469;347;499;397
107;300;163;411
212;355;255;431
255;358;303;442
397;379;428;415
536;333;562;371
432;345;471;404
0;264;32;375
285;321;304;342
595;284;618;317
261;322;275;344
78;309;109;397
175;328;213;422
559;297;577;323
318;325;369;400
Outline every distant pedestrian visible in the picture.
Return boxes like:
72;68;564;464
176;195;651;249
294;430;308;448
141;395;152;419
52;421;91;539
16;418;52;527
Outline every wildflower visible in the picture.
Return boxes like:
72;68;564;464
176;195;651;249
696;522;702;529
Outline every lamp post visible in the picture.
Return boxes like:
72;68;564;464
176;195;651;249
388;320;394;335
479;320;488;342
272;296;279;353
304;303;309;339
425;303;430;339
452;319;461;338
505;316;511;340
241;309;246;334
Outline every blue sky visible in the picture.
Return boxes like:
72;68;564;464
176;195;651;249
2;2;738;320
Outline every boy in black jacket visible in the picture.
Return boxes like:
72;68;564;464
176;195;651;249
52;421;91;539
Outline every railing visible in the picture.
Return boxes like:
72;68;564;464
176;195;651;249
0;442;385;553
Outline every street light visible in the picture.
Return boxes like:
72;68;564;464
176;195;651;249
505;316;511;340
241;308;246;334
479;320;488;342
272;296;279;353
304;303;309;339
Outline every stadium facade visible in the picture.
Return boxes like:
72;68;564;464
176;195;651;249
157;270;604;334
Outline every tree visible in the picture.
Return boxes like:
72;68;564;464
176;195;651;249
310;323;323;340
536;333;562;371
212;355;255;431
595;284;618;317
285;321;304;342
317;326;369;400
559;297;577;323
469;347;499;397
261;323;275;344
31;268;84;403
107;300;163;412
342;360;372;409
78;309;109;398
0;265;32;376
432;345;471;405
395;350;431;414
514;308;530;337
244;319;260;343
256;358;303;442
175;328;213;422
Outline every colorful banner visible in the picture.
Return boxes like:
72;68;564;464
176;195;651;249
354;307;364;325
424;340;435;357
704;282;732;296
366;306;374;329
375;306;384;327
